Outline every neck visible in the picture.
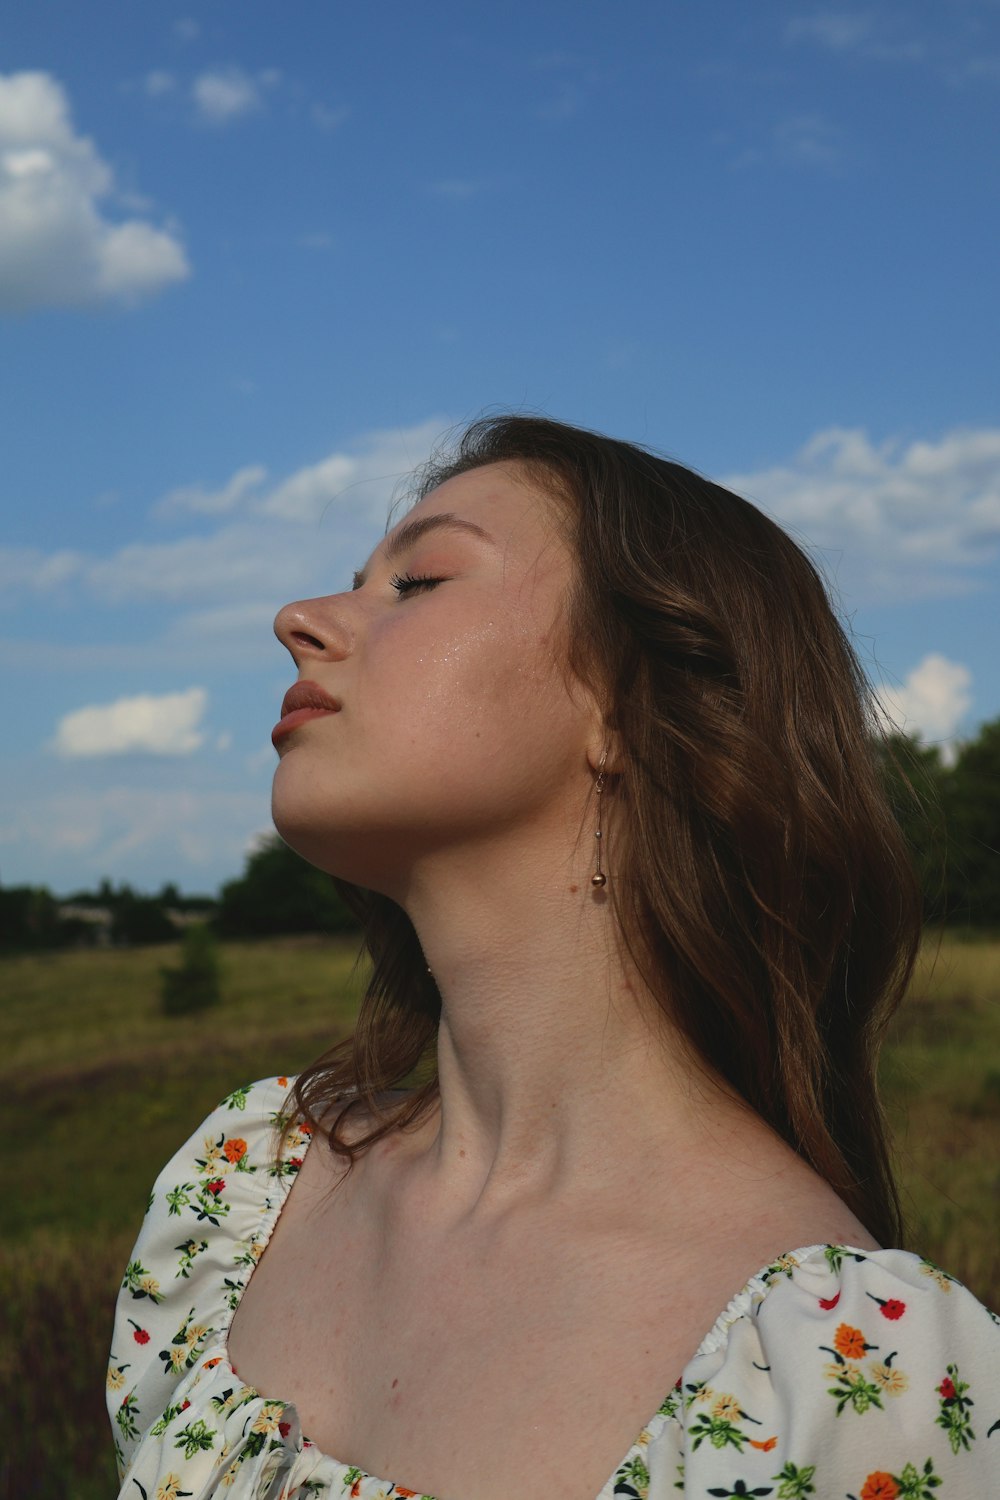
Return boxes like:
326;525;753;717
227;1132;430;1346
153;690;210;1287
393;822;742;1218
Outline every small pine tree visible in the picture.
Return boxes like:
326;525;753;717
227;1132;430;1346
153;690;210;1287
160;922;222;1016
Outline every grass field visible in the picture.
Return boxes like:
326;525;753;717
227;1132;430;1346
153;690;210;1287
2;933;998;1499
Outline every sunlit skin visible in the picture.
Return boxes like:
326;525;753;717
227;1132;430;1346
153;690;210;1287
245;461;879;1500
272;460;717;1199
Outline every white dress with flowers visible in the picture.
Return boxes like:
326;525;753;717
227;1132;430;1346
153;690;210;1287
107;1076;1000;1500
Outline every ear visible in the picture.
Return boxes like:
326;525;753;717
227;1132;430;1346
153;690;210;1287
587;729;624;779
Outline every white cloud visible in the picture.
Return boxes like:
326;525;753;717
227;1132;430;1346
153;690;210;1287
143;70;176;98
310;102;349;131
724;424;1000;602
734;112;844;170
0;71;189;312
52;687;208;757
173;18;201;43
0;784;269;882
786;12;925;63
155;463;268;518
876;653;973;756
0;546;84;601
192;66;276;123
153;417;446;526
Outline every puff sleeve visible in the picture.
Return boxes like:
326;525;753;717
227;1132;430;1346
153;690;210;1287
636;1244;1000;1500
105;1076;309;1483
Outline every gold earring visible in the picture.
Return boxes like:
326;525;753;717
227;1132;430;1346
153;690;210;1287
591;750;608;889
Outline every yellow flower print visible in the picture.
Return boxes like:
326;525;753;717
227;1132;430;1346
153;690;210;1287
711;1394;742;1421
155;1477;184;1500
201;1137;225;1168
251;1400;285;1434
920;1263;954;1292
695;1385;715;1405
637;1427;651;1447
139;1275;161;1298
221;1461;241;1488
106;1364;126;1391
169;1345;187;1372
773;1254;799;1272
184;1322;208;1348
869;1362;909;1395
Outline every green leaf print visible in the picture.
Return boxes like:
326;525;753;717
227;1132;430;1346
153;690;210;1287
894;1459;942;1499
114;1391;140;1442
122;1258;164;1303
688;1412;750;1452
174;1236;208;1278
612;1451;650;1496
220;1084;251;1110
149;1400;187;1437
166;1183;194;1216
772;1462;815;1498
706;1483;774;1498
935;1363;975;1453
173;1416;217;1458
825;1367;885;1416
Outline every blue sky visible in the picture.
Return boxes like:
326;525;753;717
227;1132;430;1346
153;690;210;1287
2;1;999;896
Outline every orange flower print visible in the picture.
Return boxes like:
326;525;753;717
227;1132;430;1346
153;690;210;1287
224;1137;248;1163
749;1436;778;1451
277;1076;288;1086
834;1322;868;1359
860;1473;898;1500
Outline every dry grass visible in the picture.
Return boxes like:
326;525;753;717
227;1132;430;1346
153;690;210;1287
1;932;997;1499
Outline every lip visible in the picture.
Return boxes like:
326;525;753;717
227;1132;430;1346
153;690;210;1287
272;680;341;746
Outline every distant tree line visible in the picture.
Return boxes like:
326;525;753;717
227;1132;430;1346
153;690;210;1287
2;717;999;952
0;836;357;951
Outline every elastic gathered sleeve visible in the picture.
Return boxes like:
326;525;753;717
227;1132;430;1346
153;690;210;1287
105;1076;308;1482
643;1245;1000;1500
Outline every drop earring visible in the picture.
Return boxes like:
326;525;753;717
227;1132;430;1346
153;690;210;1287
591;749;608;889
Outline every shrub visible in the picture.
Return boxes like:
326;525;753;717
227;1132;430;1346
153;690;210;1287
159;923;221;1016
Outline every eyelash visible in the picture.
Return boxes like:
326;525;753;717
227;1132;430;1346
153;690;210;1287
389;571;444;597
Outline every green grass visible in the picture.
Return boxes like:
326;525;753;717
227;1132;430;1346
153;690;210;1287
1;933;998;1499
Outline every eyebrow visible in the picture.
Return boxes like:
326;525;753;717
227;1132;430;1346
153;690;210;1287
351;513;495;590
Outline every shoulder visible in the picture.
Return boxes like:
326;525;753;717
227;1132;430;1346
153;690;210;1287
641;1245;1000;1498
105;1076;311;1479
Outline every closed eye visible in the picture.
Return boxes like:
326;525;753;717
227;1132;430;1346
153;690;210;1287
389;572;445;597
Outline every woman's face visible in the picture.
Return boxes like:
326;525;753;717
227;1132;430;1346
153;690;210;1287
271;461;601;893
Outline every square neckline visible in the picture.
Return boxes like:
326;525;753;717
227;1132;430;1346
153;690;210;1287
209;1094;854;1500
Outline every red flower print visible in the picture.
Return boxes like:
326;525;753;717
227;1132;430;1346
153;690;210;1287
860;1475;898;1500
133;1328;150;1344
207;1178;226;1196
939;1376;957;1401
181;1399;191;1411
350;1482;362;1498
223;1137;247;1163
300;1122;314;1135
819;1292;841;1310
289;1156;303;1169
278;1420;291;1437
880;1299;905;1320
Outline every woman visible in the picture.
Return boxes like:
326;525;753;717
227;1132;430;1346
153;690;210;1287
108;416;998;1500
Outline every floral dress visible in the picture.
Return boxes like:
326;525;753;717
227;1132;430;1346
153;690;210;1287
107;1076;1000;1500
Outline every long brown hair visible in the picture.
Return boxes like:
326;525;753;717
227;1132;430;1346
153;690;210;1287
289;415;921;1245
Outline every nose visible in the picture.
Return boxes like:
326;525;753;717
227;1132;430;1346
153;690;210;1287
273;595;354;664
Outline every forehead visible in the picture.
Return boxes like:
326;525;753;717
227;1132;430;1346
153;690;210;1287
406;460;561;547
